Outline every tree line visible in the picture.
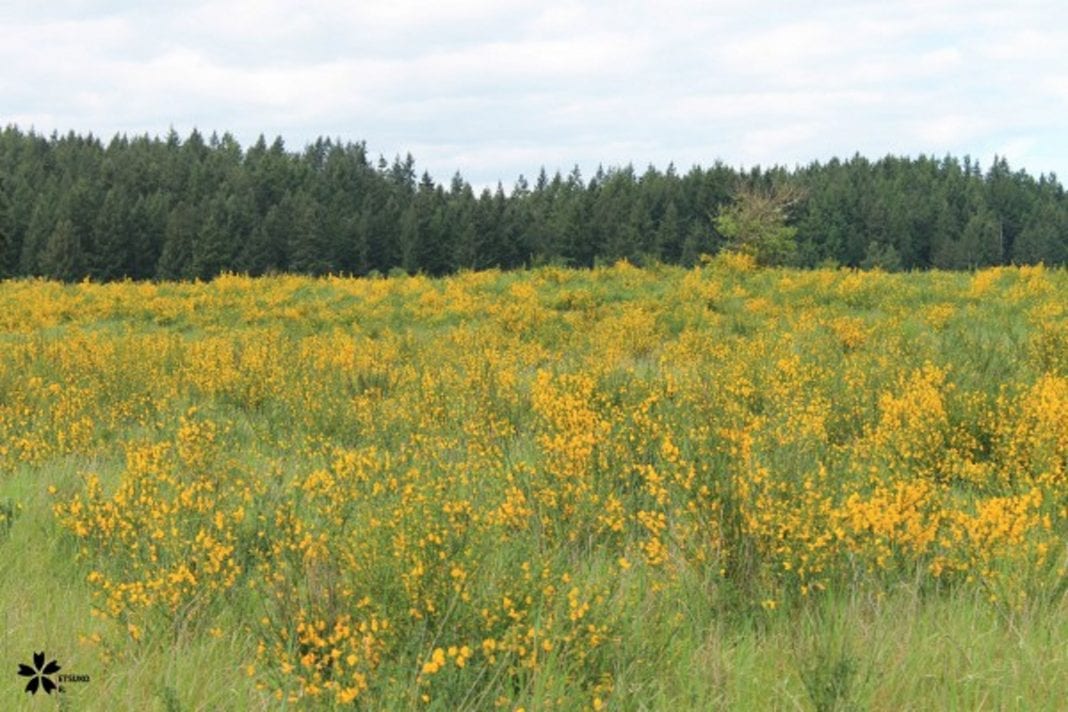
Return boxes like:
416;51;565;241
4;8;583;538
0;125;1065;282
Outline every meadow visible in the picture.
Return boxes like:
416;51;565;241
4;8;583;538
1;256;1066;710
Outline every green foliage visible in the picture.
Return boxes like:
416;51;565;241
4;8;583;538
861;240;903;271
0;265;1066;708
93;188;134;280
157;203;196;280
795;608;867;712
715;184;801;266
1014;196;1068;265
0;498;18;540
40;219;87;282
0;126;1066;281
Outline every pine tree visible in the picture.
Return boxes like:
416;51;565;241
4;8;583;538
1013;198;1067;264
450;183;480;270
959;207;1002;268
20;199;58;276
192;207;231;280
985;156;1033;261
398;202;420;274
247;194;295;274
92;188;134;280
654;200;680;262
680;221;710;267
413;174;452;275
483;184;512;269
1;125;1066;279
40;219;87;282
287;193;332;275
157;203;197;280
339;213;369;275
0;183;12;277
131;192;169;280
366;193;401;273
860;241;903;271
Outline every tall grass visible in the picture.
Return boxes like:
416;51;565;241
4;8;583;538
0;259;1065;709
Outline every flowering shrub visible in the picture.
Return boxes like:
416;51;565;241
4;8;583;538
0;263;1062;707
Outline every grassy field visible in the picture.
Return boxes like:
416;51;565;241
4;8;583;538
1;256;1066;710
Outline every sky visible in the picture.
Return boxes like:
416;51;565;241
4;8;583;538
2;0;1066;187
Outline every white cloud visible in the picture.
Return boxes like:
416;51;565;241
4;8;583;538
911;114;990;146
740;124;820;164
994;137;1037;164
1;0;1066;183
1044;75;1068;101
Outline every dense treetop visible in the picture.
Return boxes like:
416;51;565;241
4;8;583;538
0;126;1065;282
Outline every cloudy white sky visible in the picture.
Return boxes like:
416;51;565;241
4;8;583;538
2;0;1066;186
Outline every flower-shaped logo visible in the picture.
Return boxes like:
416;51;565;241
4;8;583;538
18;652;61;694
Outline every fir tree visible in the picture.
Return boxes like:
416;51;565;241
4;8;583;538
40;219;87;282
157;203;197;280
92;188;134;280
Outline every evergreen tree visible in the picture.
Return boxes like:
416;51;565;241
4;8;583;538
861;240;903;271
40;219;87;282
247;193;296;274
680;221;711;266
5;173;39;273
398;202;420;274
413;173;451;275
192;205;231;280
507;175;538;267
131;192;169;280
653;200;680;262
1013;198;1068;264
483;184;513;269
20;197;58;276
92;188;134;280
0;182;12;277
0;125;1065;280
450;180;480;270
287;193;331;275
157;203;197;280
959;207;1002;268
986;156;1033;261
367;193;402;273
557;167;591;267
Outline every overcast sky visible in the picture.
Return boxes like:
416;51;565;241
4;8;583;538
2;0;1066;187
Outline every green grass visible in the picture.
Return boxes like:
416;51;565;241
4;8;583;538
0;263;1065;709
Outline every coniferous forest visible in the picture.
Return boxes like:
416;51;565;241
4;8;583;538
1;126;1066;282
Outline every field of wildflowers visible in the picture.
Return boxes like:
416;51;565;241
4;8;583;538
1;257;1066;709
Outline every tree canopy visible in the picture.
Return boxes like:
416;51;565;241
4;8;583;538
0;126;1065;282
714;183;803;266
